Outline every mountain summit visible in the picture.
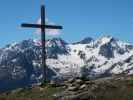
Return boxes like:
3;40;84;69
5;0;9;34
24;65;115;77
73;37;94;44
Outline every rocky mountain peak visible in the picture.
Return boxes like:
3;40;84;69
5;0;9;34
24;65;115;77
74;37;94;44
46;38;67;47
96;35;118;45
46;38;68;59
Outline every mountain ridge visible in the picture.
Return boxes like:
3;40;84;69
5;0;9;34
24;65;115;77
0;35;133;91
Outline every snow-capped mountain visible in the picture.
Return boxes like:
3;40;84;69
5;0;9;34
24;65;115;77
0;36;133;91
46;36;133;78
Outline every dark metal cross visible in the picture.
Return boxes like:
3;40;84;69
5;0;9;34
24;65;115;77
21;5;63;83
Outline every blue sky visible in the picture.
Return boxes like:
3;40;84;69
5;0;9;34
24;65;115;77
0;0;133;47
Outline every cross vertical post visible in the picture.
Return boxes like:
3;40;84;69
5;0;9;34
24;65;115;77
41;5;47;82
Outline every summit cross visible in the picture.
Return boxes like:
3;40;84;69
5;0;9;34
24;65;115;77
21;4;63;83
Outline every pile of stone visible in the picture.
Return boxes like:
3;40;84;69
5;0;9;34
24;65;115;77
53;78;118;100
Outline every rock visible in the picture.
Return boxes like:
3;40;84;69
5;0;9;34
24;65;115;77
75;79;84;85
79;91;96;100
62;85;67;89
67;78;75;83
67;86;78;91
53;92;66;99
39;87;44;91
115;77;124;81
67;83;73;87
98;42;114;59
60;91;95;100
105;82;117;89
85;81;95;85
79;84;87;90
90;84;98;91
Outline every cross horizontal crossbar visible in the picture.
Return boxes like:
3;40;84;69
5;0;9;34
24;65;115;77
21;23;63;29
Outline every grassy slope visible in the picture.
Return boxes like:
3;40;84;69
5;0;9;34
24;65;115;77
0;84;63;100
95;77;133;100
1;76;133;100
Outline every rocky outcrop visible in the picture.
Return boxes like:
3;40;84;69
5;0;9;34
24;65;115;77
99;42;114;59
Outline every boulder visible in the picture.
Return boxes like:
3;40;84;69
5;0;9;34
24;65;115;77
67;86;79;91
75;79;84;85
67;78;75;83
79;84;87;90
